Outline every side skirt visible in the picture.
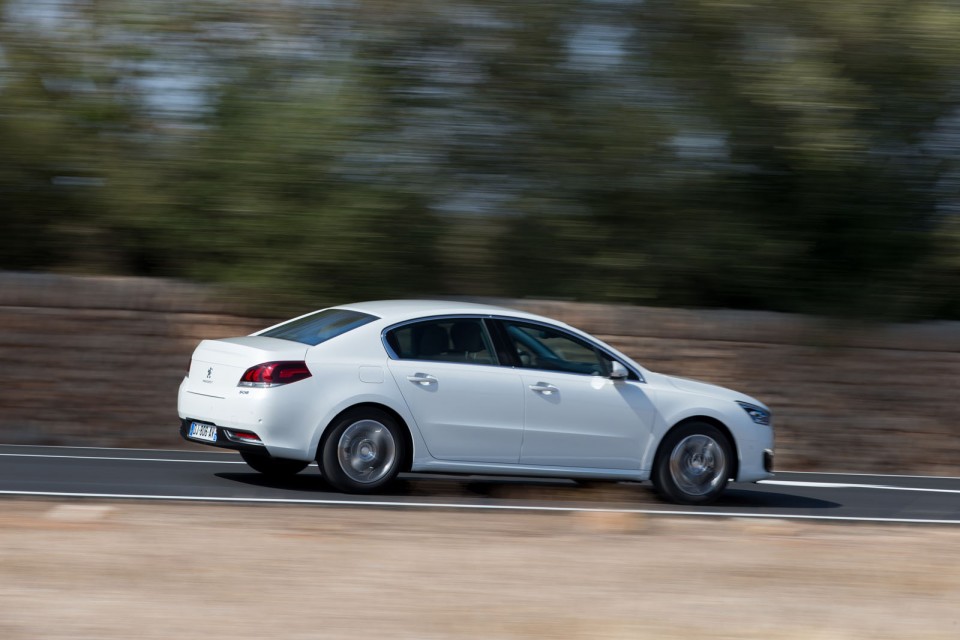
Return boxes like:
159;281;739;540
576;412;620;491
411;459;648;482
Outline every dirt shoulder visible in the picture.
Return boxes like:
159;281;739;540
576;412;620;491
0;500;957;639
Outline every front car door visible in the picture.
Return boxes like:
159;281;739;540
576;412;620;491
495;319;656;470
384;317;524;464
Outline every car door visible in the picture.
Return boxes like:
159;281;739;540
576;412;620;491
385;317;524;463
496;319;656;470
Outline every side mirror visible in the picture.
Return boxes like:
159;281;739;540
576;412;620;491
608;361;629;380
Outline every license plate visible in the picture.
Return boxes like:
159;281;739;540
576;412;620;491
189;422;217;443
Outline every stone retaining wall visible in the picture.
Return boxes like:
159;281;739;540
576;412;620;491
1;272;957;473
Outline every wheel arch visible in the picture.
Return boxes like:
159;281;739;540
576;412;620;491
317;401;415;473
652;415;739;482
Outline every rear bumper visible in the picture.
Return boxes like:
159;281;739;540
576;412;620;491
177;377;319;460
179;419;268;454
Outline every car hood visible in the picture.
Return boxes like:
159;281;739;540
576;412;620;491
661;374;766;408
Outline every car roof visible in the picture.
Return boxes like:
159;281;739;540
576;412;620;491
333;299;555;324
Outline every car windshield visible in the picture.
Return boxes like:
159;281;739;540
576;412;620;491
259;308;377;346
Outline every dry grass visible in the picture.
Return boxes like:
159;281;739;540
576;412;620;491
0;500;958;639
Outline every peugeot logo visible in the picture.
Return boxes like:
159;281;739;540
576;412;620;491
207;367;213;379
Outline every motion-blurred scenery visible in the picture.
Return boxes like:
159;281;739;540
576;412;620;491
3;0;959;318
2;1;960;638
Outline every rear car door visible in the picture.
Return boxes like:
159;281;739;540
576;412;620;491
384;317;524;464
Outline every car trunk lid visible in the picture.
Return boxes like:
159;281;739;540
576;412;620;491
186;336;309;398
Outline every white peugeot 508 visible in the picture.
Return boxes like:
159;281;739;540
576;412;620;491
179;300;774;504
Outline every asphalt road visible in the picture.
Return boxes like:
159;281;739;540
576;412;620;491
1;444;958;524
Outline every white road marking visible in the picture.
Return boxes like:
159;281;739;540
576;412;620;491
0;443;238;454
0;489;957;525
759;479;960;495
785;470;960;481
0;453;247;464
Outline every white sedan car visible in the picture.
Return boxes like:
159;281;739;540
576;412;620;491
179;300;774;504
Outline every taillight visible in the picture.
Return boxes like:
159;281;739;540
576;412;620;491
238;361;312;388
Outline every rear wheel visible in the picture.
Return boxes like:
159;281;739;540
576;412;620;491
320;408;405;494
240;451;309;477
652;422;733;505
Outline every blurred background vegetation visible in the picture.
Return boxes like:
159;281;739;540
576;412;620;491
1;0;958;319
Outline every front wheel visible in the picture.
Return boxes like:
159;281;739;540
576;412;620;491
652;422;733;505
319;408;405;494
240;451;309;477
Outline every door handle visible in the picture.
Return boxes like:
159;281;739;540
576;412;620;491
529;383;558;395
407;374;437;386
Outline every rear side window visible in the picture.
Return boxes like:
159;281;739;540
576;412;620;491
385;318;498;365
260;309;377;346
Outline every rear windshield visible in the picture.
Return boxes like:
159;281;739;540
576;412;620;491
259;308;377;346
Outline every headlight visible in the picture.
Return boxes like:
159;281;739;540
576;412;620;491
736;401;771;426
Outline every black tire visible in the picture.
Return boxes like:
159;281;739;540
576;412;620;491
240;451;309;477
652;422;734;505
319;407;405;494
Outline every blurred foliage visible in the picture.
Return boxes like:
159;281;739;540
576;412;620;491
1;0;959;318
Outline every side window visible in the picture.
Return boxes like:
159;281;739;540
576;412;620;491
385;318;498;365
501;321;612;376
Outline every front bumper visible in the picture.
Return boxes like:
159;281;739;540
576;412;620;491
179;419;268;454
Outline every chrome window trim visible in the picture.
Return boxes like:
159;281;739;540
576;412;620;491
380;314;646;383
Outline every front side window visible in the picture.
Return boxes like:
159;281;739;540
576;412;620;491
260;308;377;346
500;321;613;376
385;318;497;365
